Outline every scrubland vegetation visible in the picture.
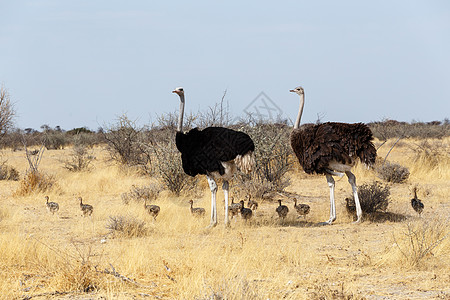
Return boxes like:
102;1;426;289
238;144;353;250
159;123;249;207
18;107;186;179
0;111;449;299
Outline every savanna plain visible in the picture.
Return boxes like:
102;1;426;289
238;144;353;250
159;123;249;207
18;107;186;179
0;133;449;299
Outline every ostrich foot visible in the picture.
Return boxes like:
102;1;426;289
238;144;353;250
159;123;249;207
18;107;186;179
352;217;362;224
206;222;217;229
318;218;335;226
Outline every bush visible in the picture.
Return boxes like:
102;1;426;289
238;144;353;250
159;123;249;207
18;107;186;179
234;122;292;198
106;215;149;238
346;181;390;215
393;217;448;267
0;162;19;181
411;140;450;169
102;115;151;174
377;161;410;183
151;138;198;196
62;145;96;172
14;171;56;196
121;184;161;205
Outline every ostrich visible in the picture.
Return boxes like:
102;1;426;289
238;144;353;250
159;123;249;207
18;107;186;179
79;197;93;216
45;196;59;215
290;86;377;224
246;194;258;210
228;197;242;219
411;186;424;216
239;200;253;220
276;199;289;220
144;199;160;220
293;198;310;219
173;87;255;227
189;200;206;217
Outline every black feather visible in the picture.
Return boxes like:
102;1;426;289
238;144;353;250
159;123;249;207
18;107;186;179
176;127;254;177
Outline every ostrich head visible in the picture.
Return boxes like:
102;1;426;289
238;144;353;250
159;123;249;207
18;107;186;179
172;87;184;97
289;86;304;95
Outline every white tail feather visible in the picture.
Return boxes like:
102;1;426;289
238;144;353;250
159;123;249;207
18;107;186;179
235;152;255;174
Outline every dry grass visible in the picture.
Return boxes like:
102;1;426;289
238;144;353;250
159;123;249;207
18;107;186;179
0;138;449;299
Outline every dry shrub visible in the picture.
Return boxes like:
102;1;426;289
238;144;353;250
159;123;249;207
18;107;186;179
0;162;19;180
346;181;390;215
102;115;151;174
376;161;410;183
151;138;198;196
106;215;150;238
14;171;56;196
62;145;96;172
392;217;449;267
411;140;450;169
234;122;292;198
121;183;161;204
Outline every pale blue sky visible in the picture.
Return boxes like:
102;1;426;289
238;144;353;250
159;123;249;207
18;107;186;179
1;1;449;130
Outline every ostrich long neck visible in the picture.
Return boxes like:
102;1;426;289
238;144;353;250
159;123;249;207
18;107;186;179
294;93;304;129
177;94;185;132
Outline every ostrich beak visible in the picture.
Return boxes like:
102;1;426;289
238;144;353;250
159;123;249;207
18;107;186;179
289;89;295;92
172;90;178;94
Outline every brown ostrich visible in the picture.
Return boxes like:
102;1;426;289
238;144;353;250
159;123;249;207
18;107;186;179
290;86;376;224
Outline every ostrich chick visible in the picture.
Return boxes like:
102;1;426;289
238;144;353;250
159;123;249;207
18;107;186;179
411;187;424;216
276;199;289;219
228;197;242;219
144;200;160;220
189;200;205;217
247;194;258;210
79;197;93;216
293;198;310;219
239;200;253;220
45;196;59;214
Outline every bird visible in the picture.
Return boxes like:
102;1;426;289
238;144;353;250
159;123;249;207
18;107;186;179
411;186;424;216
246;194;258;210
345;197;356;215
189;200;206;217
45;196;59;215
79;197;93;216
228;197;242;219
289;86;377;224
144;199;160;220
276;199;289;220
239;200;253;220
293;198;310;219
173;87;255;227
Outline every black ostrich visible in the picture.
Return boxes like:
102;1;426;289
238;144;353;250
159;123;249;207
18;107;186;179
411;186;424;216
173;87;255;227
290;86;377;224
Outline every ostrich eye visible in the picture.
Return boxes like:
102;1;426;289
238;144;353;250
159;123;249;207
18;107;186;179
179;88;183;91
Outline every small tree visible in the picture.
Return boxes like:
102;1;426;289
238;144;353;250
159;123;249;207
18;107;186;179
0;85;15;138
102;114;151;173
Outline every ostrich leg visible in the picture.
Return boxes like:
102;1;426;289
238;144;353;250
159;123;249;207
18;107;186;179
324;174;337;225
346;171;362;223
206;175;218;228
223;181;230;227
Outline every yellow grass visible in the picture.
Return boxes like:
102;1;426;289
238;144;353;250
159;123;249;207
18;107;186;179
0;138;449;299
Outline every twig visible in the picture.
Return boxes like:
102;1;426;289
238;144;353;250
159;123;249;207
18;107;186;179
383;136;403;165
21;290;72;300
95;263;156;288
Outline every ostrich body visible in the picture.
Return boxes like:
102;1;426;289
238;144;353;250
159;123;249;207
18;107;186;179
239;200;253;220
229;197;242;219
276;199;289;219
411;187;424;216
290;86;376;224
79;197;93;216
246;195;258;210
144;200;160;220
189;200;206;217
45;196;59;214
173;87;255;227
293;198;310;219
